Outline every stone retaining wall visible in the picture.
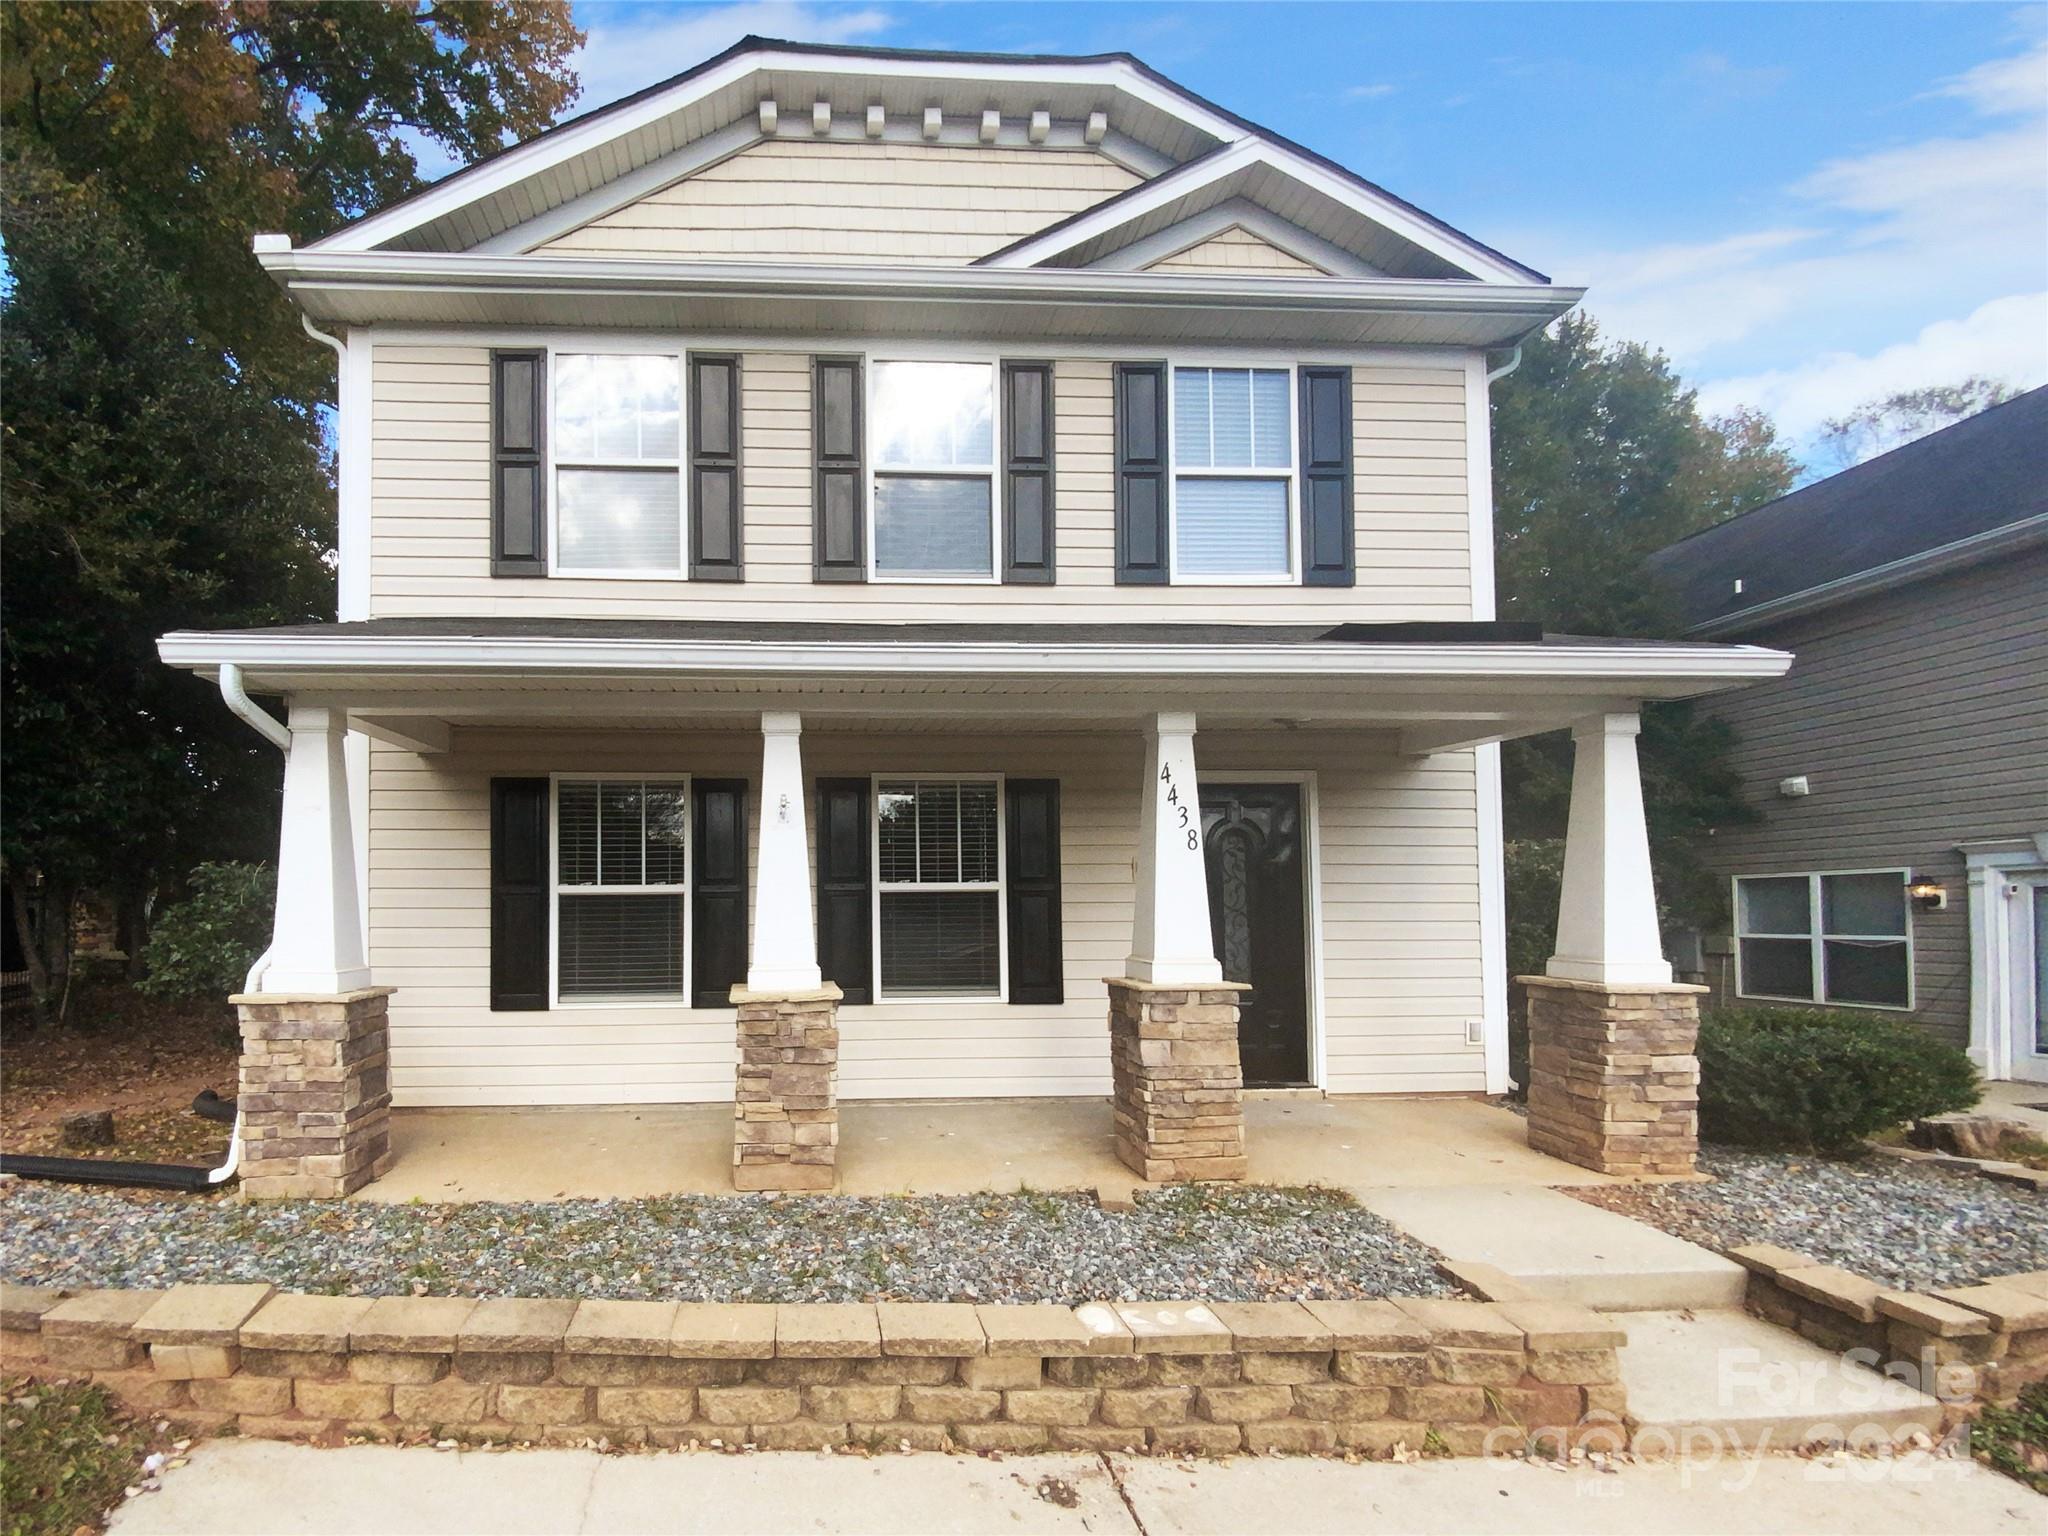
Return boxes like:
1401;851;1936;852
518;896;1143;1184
1731;1246;2048;1419
0;1286;1624;1458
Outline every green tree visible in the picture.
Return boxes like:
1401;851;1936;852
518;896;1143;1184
0;2;582;1021
1491;314;1800;959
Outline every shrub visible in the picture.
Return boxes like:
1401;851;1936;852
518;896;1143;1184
1697;1006;1979;1153
138;862;275;1001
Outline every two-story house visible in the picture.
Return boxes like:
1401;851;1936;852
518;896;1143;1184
157;39;1788;1197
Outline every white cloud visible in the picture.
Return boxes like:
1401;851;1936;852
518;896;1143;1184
1696;291;2048;443
1346;83;1397;101
1553;35;2048;434
571;2;895;114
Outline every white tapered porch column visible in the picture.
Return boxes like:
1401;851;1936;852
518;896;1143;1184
747;710;822;992
1125;711;1224;984
1546;711;1672;986
261;703;371;994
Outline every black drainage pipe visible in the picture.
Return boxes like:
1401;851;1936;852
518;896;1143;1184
191;1089;237;1125
0;1154;216;1192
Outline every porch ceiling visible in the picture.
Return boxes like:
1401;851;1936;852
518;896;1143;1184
158;619;1790;755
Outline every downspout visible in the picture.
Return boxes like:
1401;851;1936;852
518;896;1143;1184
211;661;292;1184
1484;344;1524;386
301;311;346;363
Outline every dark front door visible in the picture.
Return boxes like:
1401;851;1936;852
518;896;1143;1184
1200;783;1311;1086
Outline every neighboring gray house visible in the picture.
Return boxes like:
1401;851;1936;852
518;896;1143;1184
1649;387;2048;1083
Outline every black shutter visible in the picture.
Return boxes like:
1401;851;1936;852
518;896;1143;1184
1114;362;1169;585
813;356;865;582
1001;361;1055;584
489;778;549;1010
491;350;546;577
1005;779;1063;1005
814;778;872;1003
1299;365;1355;587
689;354;743;581
691;779;749;1005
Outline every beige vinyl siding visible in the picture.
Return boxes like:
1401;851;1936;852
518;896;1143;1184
368;728;1485;1106
368;346;1471;623
1699;548;2048;1045
534;140;1139;265
1145;225;1326;275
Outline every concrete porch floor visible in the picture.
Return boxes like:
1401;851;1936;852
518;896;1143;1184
353;1095;1615;1204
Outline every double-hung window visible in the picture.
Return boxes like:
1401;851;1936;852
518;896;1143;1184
1171;365;1296;581
555;778;689;1001
553;353;684;575
870;360;998;580
1734;870;1911;1009
874;778;1004;999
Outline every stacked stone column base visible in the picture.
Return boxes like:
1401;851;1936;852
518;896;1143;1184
731;984;841;1192
230;986;395;1199
1106;978;1249;1182
1519;975;1704;1177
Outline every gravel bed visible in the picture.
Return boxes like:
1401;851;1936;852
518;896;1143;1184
1571;1146;2048;1292
0;1181;1453;1304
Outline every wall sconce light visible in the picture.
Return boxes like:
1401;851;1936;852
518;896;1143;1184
1907;876;1947;911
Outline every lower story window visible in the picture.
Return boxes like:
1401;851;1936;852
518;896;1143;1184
875;777;1003;999
1735;870;1910;1008
556;778;688;1000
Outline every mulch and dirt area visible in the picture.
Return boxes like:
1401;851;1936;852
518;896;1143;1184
0;1375;185;1536
0;1180;1455;1305
1568;1145;2048;1293
1;981;236;1167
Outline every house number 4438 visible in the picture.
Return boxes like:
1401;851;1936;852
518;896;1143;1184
1161;763;1199;851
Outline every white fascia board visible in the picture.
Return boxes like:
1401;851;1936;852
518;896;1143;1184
259;247;1583;325
158;631;1792;690
1685;512;2048;638
308;51;1240;256
978;138;1535;284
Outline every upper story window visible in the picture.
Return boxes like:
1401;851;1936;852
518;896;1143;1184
553;353;683;575
871;360;998;582
1171;365;1296;582
1734;870;1911;1009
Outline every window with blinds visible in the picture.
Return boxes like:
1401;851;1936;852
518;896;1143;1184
871;361;998;580
553;354;684;574
874;778;1003;999
556;779;688;1000
1171;365;1295;580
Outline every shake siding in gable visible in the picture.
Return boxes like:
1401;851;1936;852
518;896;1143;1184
1146;226;1326;275
1699;548;2048;1045
368;346;1472;622
366;729;1487;1105
534;139;1140;265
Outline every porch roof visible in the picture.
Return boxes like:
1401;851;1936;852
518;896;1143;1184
158;618;1789;752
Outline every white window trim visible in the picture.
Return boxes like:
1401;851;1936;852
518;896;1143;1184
864;355;1003;585
546;345;689;581
869;773;1009;1004
1731;868;1914;1012
548;772;693;1008
1167;357;1301;587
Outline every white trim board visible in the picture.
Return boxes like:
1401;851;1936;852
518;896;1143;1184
1084;201;1376;278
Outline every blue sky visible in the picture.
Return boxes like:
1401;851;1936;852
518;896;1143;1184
559;1;2048;454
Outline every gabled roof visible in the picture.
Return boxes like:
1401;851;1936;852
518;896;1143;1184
303;36;1546;284
1648;386;2048;635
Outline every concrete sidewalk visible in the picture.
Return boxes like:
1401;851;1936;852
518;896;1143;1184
108;1440;2045;1536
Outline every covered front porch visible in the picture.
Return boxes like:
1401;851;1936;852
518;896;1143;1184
355;1093;1611;1203
156;618;1791;1199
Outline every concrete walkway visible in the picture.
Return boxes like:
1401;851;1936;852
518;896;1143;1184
358;1096;1612;1203
108;1440;2045;1535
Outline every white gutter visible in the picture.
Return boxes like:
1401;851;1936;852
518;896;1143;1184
165;633;1791;686
259;249;1584;322
1485;344;1523;384
1682;511;2048;638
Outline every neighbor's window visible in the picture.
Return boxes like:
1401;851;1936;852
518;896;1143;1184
1735;871;1910;1008
871;360;997;580
553;354;683;574
875;778;1003;998
1172;365;1294;580
556;778;688;999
